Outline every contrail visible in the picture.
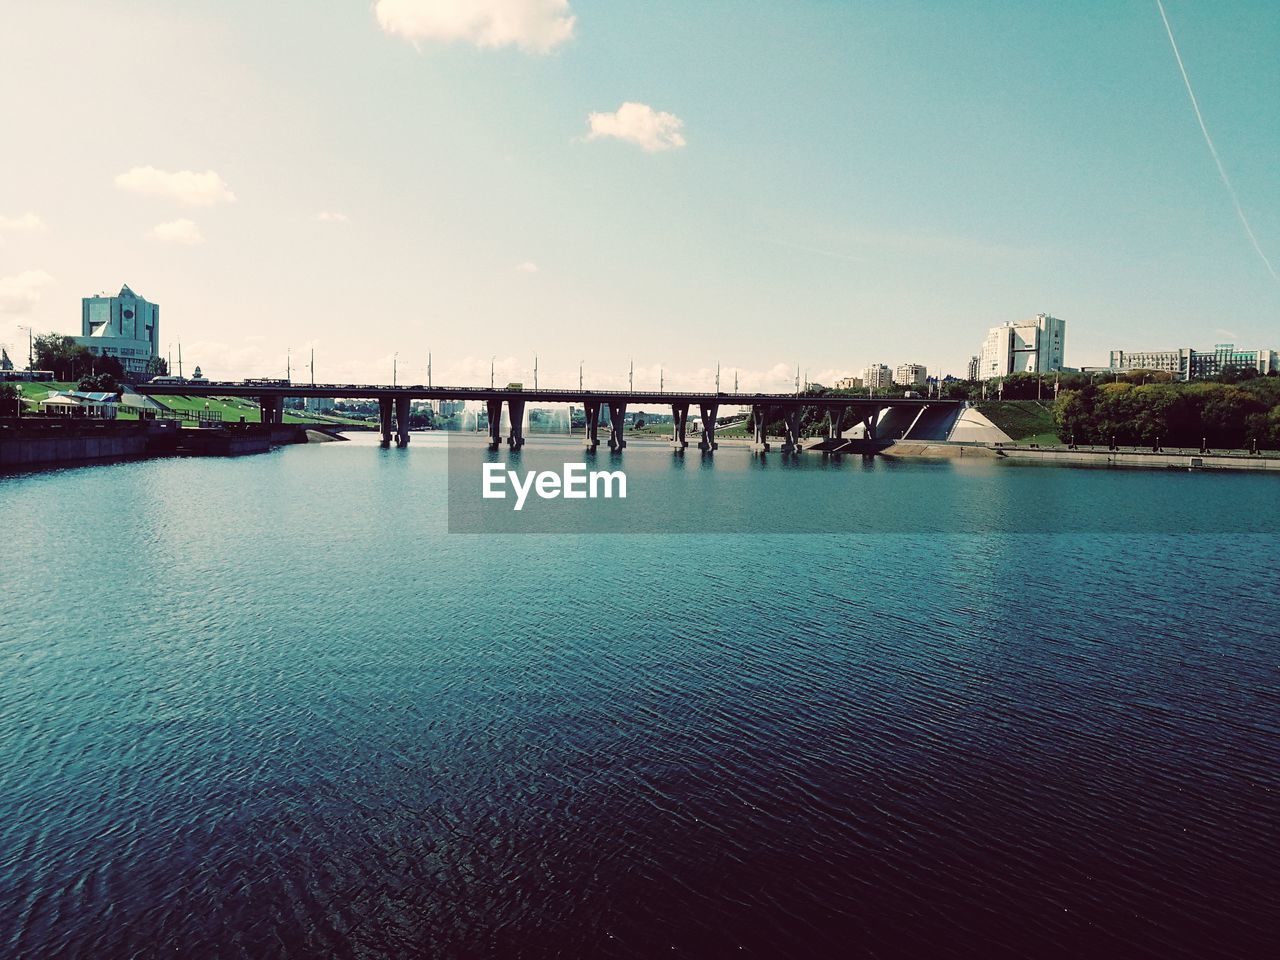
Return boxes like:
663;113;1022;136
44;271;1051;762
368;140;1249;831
1155;0;1278;282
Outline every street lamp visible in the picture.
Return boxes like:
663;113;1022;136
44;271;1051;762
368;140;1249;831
393;351;398;387
491;355;495;390
17;325;33;370
579;361;583;391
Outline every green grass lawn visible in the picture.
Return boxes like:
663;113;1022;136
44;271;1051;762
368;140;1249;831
975;400;1061;444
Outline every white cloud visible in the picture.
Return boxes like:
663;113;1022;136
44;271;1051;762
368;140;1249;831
586;102;686;152
315;211;349;223
0;212;48;234
515;261;538;273
115;166;236;207
374;0;575;53
0;270;54;315
150;219;205;245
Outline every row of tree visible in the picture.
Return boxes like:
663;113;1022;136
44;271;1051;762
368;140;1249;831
29;334;168;382
1054;379;1280;449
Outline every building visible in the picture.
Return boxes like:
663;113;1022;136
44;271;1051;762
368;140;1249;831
894;363;927;386
75;284;160;374
39;391;121;419
433;399;466;417
1108;344;1279;381
834;376;863;391
977;313;1066;378
863;364;893;389
1;347;12;371
966;355;979;381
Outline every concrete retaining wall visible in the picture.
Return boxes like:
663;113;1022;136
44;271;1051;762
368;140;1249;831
0;431;150;468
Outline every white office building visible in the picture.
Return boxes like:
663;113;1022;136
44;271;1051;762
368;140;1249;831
75;284;160;374
977;314;1066;378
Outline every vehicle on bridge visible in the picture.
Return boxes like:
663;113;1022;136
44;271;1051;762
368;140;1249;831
243;378;291;386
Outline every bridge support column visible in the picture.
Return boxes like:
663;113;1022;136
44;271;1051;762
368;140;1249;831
699;402;719;451
671;403;689;449
861;410;878;441
607;402;627;451
781;408;803;454
394;396;411;446
826;406;845;441
378;397;393;446
582;401;600;452
506;398;526;449
259;395;282;426
486;399;503;451
751;405;771;452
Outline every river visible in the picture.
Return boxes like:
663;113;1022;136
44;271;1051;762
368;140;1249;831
1;433;1276;958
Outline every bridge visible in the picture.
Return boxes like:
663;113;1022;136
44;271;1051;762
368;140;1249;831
134;381;961;453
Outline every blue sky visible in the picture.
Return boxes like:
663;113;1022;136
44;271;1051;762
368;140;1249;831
1;0;1276;388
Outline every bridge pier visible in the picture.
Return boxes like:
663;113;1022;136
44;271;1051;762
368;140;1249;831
671;403;689;449
826;406;845;441
582;401;601;452
506;398;526;449
699;402;719;451
751;405;771;452
395;396;411;447
485;398;503;451
378;397;393;446
781;408;803;454
259;395;283;426
607;402;627;451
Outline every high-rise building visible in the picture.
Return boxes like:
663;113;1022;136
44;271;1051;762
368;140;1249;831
1109;344;1279;380
977;314;1066;378
966;355;979;381
863;364;892;389
894;363;927;386
75;284;160;374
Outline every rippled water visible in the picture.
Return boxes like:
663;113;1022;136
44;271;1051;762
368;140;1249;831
1;434;1277;958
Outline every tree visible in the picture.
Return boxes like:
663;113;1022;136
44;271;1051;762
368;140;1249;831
32;334;95;381
145;355;169;377
78;373;122;394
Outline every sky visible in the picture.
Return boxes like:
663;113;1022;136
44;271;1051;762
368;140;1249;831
1;0;1277;390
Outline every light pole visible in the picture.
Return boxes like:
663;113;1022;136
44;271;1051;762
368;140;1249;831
490;355;495;390
393;351;398;387
629;358;633;392
427;351;432;389
17;325;32;370
715;362;720;393
579;361;583;392
534;355;539;391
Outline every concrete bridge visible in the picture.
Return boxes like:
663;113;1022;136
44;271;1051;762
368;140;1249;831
134;381;961;453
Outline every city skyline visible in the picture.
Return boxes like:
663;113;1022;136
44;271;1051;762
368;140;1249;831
2;0;1278;389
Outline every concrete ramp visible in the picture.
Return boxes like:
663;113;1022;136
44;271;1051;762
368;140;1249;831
902;404;963;441
875;406;919;441
947;405;1012;443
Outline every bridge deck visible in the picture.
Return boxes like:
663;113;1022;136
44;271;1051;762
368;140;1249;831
135;382;958;408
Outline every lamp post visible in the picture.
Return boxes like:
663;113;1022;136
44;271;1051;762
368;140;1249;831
393;351;398;387
579;361;583;392
17;325;33;370
490;355;495;390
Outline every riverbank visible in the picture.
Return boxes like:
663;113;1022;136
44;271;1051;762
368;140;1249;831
0;419;335;471
881;440;1280;472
